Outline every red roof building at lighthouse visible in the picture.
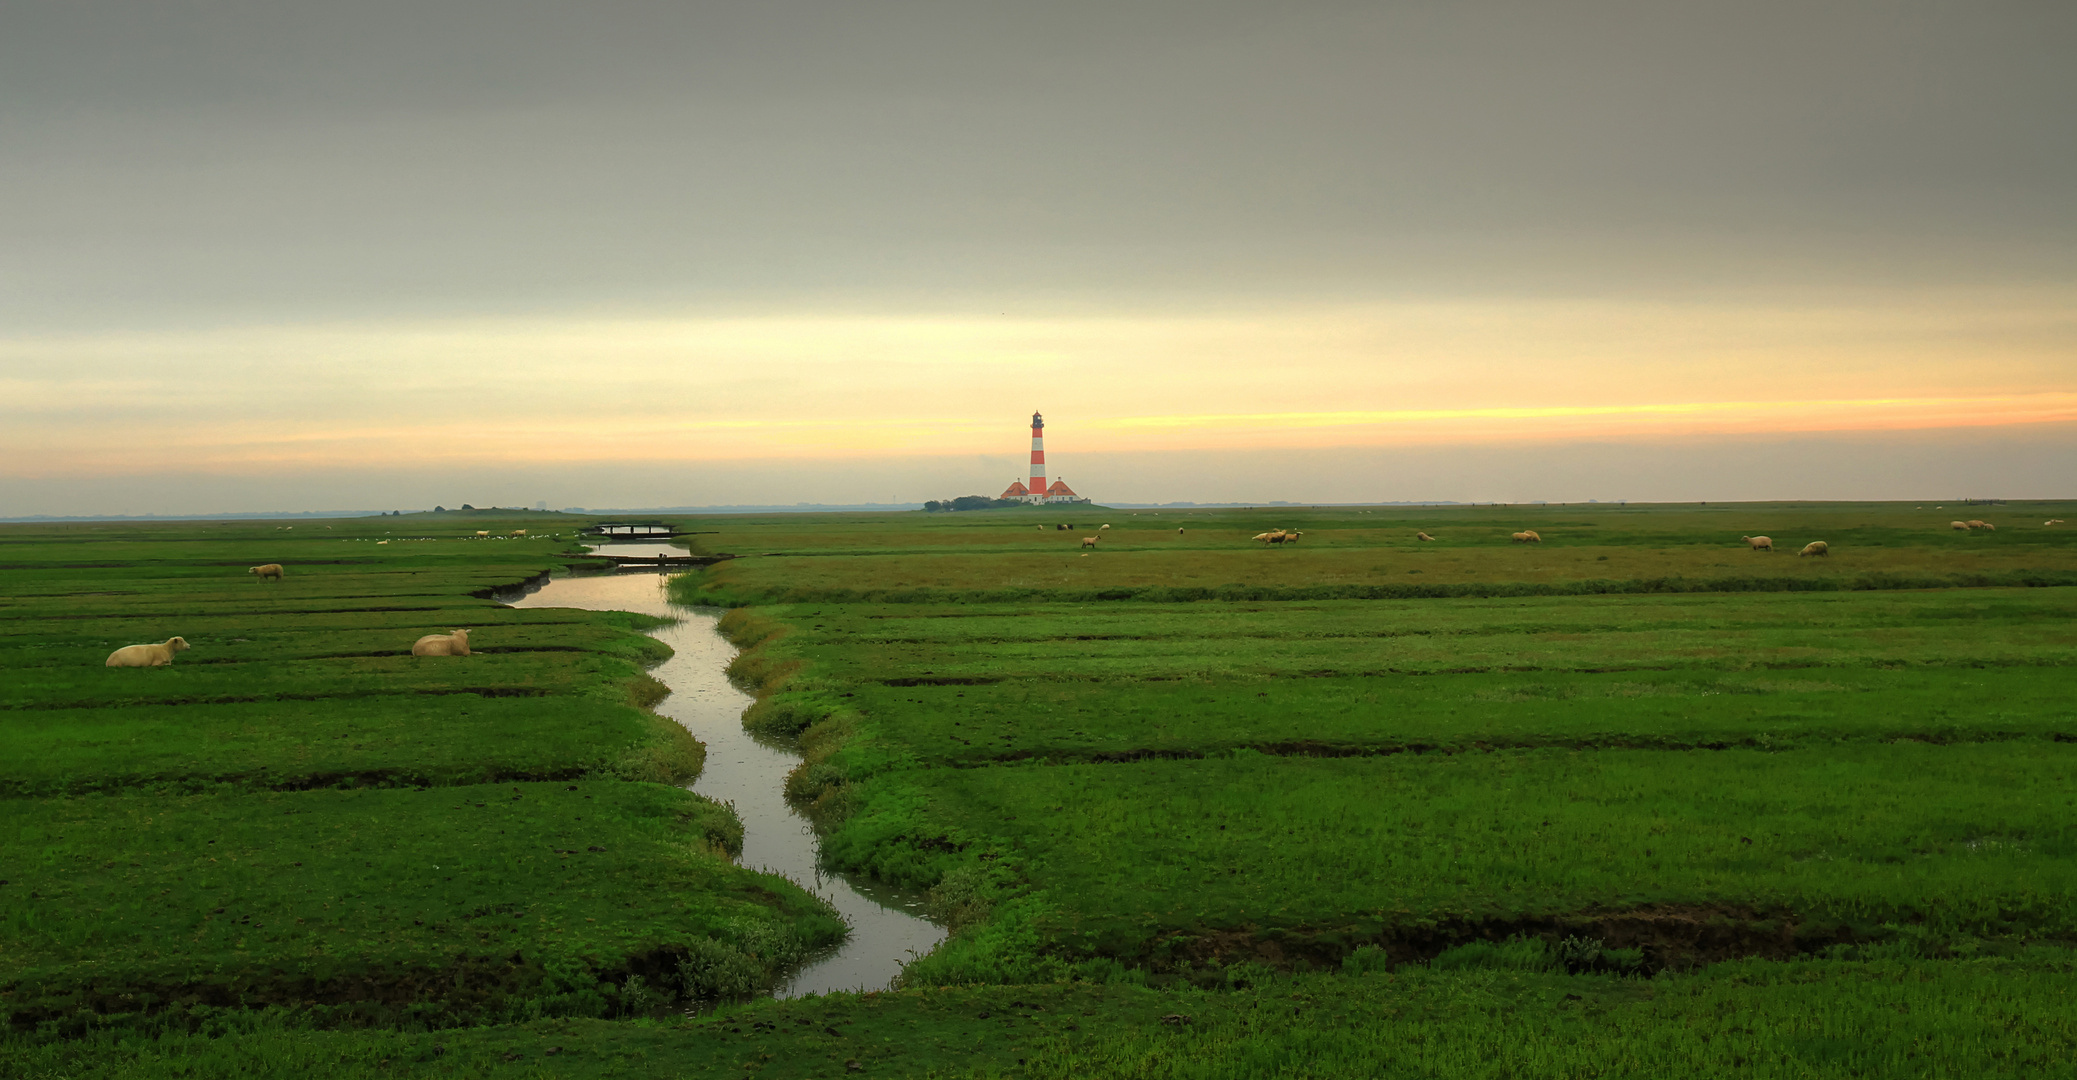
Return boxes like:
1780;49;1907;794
1000;411;1083;503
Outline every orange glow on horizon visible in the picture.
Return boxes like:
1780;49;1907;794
3;295;2071;477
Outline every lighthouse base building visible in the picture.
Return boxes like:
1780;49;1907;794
1000;411;1087;504
999;478;1082;503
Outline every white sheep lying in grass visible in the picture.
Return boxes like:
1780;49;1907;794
106;637;189;667
1416;532;1435;541
1741;536;1773;551
1511;530;1542;543
249;563;285;580
1100;524;1110;531
411;629;472;656
1799;541;1829;557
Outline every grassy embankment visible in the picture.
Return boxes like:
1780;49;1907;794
0;514;843;1036
11;501;2077;1077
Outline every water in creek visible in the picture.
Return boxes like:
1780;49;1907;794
501;543;946;997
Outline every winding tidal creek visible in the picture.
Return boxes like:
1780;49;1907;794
502;543;946;997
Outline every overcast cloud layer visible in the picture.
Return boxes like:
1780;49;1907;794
2;1;2072;513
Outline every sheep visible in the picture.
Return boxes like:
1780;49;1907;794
1177;527;1185;535
1100;524;1110;531
475;530;491;537
1037;526;1045;532
1511;530;1542;543
411;629;472;657
1741;536;1773;551
1283;530;1302;545
1799;541;1829;557
1980;522;1996;531
2048;519;2066;526
249;563;285;580
1056;524;1067;531
1965;520;1986;530
1416;532;1435;541
1951;521;1970;531
512;529;527;536
1252;531;1278;545
1081;535;1099;549
376;540;389;545
106;637;189;667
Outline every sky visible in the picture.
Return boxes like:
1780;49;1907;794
3;1;2073;515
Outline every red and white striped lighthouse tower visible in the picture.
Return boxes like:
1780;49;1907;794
1028;411;1047;498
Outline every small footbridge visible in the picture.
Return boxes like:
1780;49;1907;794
583;523;678;540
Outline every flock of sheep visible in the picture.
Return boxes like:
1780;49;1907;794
1054;522;1877;558
106;513;2046;666
101;560;475;668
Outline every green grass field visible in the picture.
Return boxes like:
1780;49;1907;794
0;513;843;1040
7;501;2077;1076
679;501;2077;602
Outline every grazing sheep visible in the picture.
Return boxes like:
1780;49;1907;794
1177;527;1185;535
1511;530;1542;543
1965;520;1986;530
106;637;189;667
1081;535;1099;549
1741;536;1773;551
512;529;527;536
248;563;285;580
1283;530;1302;545
1252;531;1278;545
1981;522;1996;531
1951;521;1970;531
1416;532;1435;541
1100;524;1110;531
1799;541;1829;557
475;530;490;537
411;629;472;657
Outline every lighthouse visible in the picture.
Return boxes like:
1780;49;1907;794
999;411;1083;503
1028;411;1047;499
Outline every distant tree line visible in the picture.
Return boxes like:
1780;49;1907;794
924;496;1026;512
